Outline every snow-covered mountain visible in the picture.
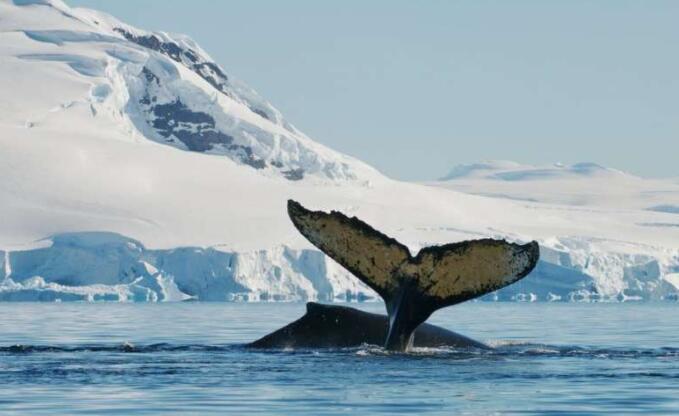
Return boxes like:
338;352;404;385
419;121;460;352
432;161;679;301
436;160;679;212
1;0;678;302
2;0;377;182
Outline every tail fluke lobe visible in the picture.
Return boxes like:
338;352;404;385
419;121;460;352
408;239;540;308
287;200;540;351
287;200;410;300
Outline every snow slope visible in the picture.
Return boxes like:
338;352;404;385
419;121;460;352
1;0;678;302
437;160;679;211
431;161;679;301
1;0;377;182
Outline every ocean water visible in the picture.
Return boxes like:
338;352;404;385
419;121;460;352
0;302;677;415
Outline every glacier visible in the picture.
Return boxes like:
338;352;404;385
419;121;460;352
0;232;369;302
1;229;677;302
1;0;678;302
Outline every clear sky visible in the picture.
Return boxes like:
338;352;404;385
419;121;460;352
69;0;679;180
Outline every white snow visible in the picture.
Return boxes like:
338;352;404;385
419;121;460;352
435;160;679;210
0;1;677;302
431;161;679;300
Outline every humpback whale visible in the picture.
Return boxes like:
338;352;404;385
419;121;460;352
249;200;539;352
249;302;490;349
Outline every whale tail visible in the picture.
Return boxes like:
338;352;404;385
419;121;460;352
287;200;540;351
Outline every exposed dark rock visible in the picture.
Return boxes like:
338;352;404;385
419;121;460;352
282;168;305;181
141;67;159;85
116;28;275;121
149;99;233;152
115;28;187;64
143;93;266;168
129;50;299;176
115;28;230;96
249;106;270;120
193;62;227;85
227;144;266;169
140;68;159;105
174;129;234;153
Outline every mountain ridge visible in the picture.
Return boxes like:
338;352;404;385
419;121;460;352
440;160;631;181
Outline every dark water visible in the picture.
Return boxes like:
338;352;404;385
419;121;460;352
0;302;677;415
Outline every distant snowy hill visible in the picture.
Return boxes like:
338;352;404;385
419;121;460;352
436;160;679;211
1;0;678;302
432;161;679;301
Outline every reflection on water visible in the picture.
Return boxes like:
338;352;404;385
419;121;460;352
0;302;677;415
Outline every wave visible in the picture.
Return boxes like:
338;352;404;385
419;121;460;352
2;342;677;360
0;342;235;354
352;342;679;359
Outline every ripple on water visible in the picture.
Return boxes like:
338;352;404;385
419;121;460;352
0;303;677;415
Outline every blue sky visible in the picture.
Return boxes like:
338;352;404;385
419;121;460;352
69;0;679;180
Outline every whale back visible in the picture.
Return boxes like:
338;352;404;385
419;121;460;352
247;302;489;349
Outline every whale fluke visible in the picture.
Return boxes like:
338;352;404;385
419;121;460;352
287;200;539;351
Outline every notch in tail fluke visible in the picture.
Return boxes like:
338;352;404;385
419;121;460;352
287;200;540;351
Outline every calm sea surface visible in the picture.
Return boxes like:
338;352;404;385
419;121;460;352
0;302;677;415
